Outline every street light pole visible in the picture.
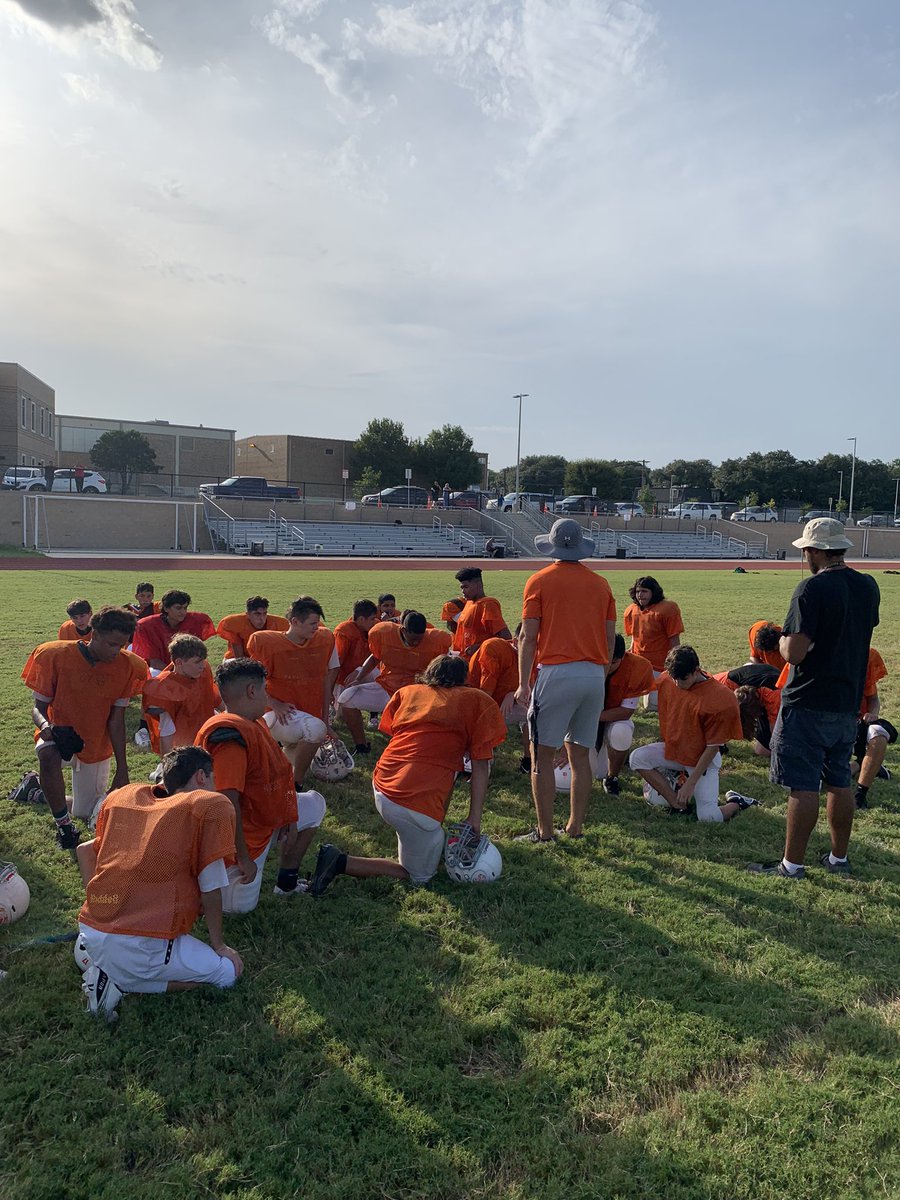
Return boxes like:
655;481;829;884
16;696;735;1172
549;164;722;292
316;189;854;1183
838;471;843;506
847;437;857;522
513;394;529;503
893;477;900;524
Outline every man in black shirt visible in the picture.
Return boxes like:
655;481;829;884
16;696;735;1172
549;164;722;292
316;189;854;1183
749;519;879;879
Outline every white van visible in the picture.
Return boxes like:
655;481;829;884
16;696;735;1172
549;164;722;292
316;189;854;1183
666;502;723;521
2;466;47;490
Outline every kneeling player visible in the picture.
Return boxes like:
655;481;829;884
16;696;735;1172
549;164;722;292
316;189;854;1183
853;647;895;809
76;746;242;1020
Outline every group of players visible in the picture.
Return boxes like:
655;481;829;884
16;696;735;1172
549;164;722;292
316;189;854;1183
7;518;893;1018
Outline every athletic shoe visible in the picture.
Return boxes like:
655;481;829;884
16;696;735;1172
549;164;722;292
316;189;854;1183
519;757;532;774
820;853;852;876
273;879;310;897
876;765;891;781
354;743;371;755
148;763;164;783
82;964;124;1021
55;821;80;852
725;789;761;811
746;861;805;879
133;727;151;749
74;934;93;973
8;771;44;804
512;828;556;844
602;775;620;795
310;844;345;897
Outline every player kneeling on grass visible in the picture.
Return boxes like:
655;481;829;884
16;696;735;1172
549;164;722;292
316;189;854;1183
629;645;759;822
196;658;326;907
142;633;222;780
311;655;507;896
75;746;242;1020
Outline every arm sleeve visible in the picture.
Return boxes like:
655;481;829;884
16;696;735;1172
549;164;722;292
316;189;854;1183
329;645;340;669
522;578;542;621
196;614;217;641
379;692;401;737
484;600;507;634
196;801;237;874
665;603;685;636
22;646;57;697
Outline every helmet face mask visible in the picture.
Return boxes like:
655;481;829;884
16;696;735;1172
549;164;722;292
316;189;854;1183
310;735;355;782
444;824;502;884
0;862;30;925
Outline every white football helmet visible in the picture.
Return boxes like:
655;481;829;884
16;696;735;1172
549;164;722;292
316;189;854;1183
264;709;328;746
444;824;502;884
0;862;30;925
554;747;601;792
310;735;355;782
74;933;93;973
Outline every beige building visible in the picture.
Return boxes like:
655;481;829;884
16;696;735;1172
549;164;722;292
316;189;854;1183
0;363;56;472
56;414;234;493
235;434;354;491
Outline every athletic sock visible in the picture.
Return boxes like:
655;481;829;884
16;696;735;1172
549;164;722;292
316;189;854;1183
828;852;848;866
854;784;869;802
781;858;804;875
276;868;299;893
335;851;348;875
52;809;71;824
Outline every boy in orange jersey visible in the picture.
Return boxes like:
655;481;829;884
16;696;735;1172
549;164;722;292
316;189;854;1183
196;658;327;906
748;621;785;671
58;598;93;642
378;594;401;622
338;611;452;718
132;589;216;673
125;582;160;621
630;645;758;822
852;647;895;809
142;634;222;763
246;596;338;785
333;599;380;754
622;576;684;711
216;595;290;661
16;606;147;852
75;746;242;1020
451;568;511;657
311;656;507;894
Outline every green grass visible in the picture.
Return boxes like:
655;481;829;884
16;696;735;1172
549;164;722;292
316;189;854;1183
1;568;898;1200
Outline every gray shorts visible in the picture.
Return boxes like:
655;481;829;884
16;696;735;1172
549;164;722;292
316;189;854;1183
529;662;606;749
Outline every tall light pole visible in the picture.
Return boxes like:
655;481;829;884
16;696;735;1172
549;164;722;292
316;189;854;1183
837;471;843;506
893;477;900;524
847;437;857;522
513;394;529;503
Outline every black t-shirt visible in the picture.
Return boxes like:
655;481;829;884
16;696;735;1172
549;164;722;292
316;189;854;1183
727;663;780;688
781;567;880;714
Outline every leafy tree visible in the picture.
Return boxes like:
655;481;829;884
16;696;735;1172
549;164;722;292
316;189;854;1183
563;459;620;499
352;466;381;501
413;425;481;490
90;429;158;495
516;455;568;493
652;459;715;493
637;485;656;513
352;420;411;486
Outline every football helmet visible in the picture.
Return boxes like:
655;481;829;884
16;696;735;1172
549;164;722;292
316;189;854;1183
264;709;327;746
0;862;30;925
310;735;355;782
444;823;502;884
554;747;601;792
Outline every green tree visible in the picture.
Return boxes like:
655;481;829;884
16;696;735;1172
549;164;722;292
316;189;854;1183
517;455;568;493
353;466;381;501
413;425;481;490
563;459;620;499
352;420;411;486
652;459;715;493
90;429;158;495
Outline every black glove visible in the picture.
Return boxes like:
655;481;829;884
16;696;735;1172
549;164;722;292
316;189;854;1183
50;724;85;761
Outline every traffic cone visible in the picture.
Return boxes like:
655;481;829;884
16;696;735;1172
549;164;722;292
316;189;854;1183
377;495;382;508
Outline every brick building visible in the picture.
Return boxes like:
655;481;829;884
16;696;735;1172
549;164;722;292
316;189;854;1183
0;363;56;472
235;434;355;491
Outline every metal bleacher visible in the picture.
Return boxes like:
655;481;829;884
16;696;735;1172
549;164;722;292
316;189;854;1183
589;524;766;559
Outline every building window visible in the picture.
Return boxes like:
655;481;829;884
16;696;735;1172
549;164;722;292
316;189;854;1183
48;411;53;437
180;436;195;451
21;396;26;428
40;409;45;436
31;402;36;432
21;453;26;465
325;447;334;456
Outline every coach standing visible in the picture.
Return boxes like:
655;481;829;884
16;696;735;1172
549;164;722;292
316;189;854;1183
750;518;879;879
515;519;616;841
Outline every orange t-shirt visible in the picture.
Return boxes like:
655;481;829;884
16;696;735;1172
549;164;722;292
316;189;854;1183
451;597;508;653
522;562;616;666
467;638;518;704
366;623;453;696
246;628;336;718
623;600;684;671
374;685;507;821
57;620;91;642
606;652;656;708
748;620;785;670
196;713;297;861
860;647;887;716
217;613;290;660
22;641;148;764
657;673;743;767
334;620;371;685
142;664;221;752
79;783;236;939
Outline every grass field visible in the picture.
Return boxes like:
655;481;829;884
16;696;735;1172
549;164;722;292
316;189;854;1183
1;566;898;1200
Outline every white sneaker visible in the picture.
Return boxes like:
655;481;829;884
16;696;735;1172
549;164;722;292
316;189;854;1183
273;879;310;897
82;964;124;1021
149;763;164;783
134;727;151;749
725;790;761;811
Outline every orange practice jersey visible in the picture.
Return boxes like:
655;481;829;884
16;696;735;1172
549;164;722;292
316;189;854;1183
623;600;684;672
22;641;148;764
57;620;91;643
366;622;452;696
333;619;371;685
142;664;221;752
860;647;887;717
217;613;290;660
246;627;336;719
522;562;616;666
451;596;508;653
657;673;743;767
748;620;785;670
196;713;297;861
467;638;518;705
79;783;236;939
606;652;657;708
375;684;507;821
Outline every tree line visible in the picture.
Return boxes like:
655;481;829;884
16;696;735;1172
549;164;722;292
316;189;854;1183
350;420;482;499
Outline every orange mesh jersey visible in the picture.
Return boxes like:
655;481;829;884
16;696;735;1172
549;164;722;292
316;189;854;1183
79;783;236;940
375;685;507;822
196;713;297;861
467;638;518;704
217;612;290;661
860;647;887;716
522;562;616;666
246;627;335;719
132;612;216;665
657;674;742;767
451;597;508;653
57;620;91;643
22;641;148;763
142;664;221;752
607;652;657;707
366;623;453;696
623;600;684;672
334;619;371;685
748;621;785;670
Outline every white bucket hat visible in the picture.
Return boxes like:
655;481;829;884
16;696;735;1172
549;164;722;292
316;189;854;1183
792;517;854;551
534;518;595;560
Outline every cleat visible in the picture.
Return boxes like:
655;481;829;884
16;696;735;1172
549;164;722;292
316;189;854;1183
602;775;620;795
55;822;80;852
8;772;44;805
820;853;852;876
273;879;310;897
725;789;761;811
310;844;346;897
876;765;891;781
512;828;556;844
747;861;805;879
519;757;532;775
82;964;124;1021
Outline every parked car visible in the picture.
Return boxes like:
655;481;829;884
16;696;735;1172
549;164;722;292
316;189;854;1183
799;510;847;523
554;495;597;513
18;469;108;494
360;485;431;507
2;466;48;490
198;476;300;500
856;514;893;527
731;506;778;523
666;502;722;521
448;490;486;510
493;491;556;513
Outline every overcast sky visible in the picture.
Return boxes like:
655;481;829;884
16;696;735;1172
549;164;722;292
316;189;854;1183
1;0;898;471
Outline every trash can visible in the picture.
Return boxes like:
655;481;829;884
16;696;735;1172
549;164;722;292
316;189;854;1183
615;547;627;560
775;549;786;561
250;541;265;556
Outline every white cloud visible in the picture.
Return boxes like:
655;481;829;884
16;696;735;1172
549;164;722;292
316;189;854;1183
2;0;161;69
260;9;370;110
63;71;112;102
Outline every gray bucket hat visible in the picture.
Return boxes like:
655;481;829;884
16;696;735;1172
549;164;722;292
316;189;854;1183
792;517;854;551
534;518;595;561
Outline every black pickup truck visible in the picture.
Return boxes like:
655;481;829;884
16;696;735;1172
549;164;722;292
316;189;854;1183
198;476;300;500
